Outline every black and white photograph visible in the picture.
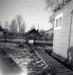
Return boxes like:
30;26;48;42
0;0;73;75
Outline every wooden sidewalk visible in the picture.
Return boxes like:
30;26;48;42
30;44;73;75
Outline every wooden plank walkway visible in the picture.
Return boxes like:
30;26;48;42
30;44;73;75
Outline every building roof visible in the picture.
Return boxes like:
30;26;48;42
26;28;41;38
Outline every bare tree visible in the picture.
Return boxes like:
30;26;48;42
45;0;57;10
20;22;25;34
5;21;9;30
10;19;18;33
49;14;55;27
45;0;72;11
16;14;23;33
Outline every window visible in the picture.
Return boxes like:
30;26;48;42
59;17;62;26
55;13;63;30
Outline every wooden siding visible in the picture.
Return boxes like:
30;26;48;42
53;0;73;59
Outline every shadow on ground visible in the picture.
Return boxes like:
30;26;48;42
0;49;22;75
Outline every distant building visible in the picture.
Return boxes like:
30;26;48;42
53;0;73;66
0;26;8;37
0;26;4;37
45;28;53;40
26;28;41;44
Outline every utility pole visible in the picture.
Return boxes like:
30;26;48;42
38;24;39;31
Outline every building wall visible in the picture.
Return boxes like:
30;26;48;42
70;15;73;46
67;12;73;64
53;0;73;59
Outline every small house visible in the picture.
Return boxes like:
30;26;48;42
53;0;73;65
26;28;40;44
0;26;4;37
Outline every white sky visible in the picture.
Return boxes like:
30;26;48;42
0;0;53;32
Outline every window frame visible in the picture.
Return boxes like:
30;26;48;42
54;13;63;30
